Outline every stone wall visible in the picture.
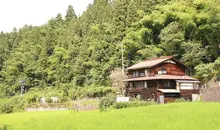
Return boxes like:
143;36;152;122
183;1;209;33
202;87;220;102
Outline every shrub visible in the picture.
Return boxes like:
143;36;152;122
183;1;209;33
0;96;26;114
113;100;156;109
99;94;116;112
0;103;13;114
46;98;53;103
86;87;116;98
175;98;188;103
70;86;116;100
26;94;38;104
10;96;26;112
113;102;130;109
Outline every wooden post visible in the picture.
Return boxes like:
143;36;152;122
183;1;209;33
176;81;180;90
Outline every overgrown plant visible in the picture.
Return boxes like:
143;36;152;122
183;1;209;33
113;100;156;109
175;98;188;103
99;94;116;112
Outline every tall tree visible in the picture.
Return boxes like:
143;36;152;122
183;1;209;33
65;5;77;22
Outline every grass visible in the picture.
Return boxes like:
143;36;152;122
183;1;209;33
0;102;220;130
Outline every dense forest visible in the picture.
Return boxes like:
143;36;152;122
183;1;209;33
0;0;220;98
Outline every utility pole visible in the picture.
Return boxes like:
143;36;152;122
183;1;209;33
121;42;125;78
19;80;25;96
121;41;125;96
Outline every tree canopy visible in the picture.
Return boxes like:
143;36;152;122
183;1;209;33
0;0;220;97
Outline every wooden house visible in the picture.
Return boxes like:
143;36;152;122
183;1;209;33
124;56;200;103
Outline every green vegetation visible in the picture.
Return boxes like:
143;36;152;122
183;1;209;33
0;0;219;98
113;100;156;109
99;94;116;111
0;86;115;114
0;103;220;130
98;95;156;111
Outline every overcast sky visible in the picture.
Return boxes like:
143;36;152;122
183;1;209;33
0;0;94;32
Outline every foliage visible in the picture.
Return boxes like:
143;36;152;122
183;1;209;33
195;58;220;82
45;98;53;104
0;0;220;96
181;41;207;67
99;94;116;112
174;98;188;103
70;86;116;100
0;96;26;114
113;100;155;109
0;102;13;114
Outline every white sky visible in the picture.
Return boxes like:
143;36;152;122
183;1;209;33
0;0;94;32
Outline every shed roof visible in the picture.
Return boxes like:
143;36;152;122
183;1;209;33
123;75;197;82
158;89;180;93
126;56;187;70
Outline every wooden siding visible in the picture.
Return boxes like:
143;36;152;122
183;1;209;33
147;80;158;88
153;63;185;76
125;80;200;103
127;62;186;79
127;69;146;78
126;80;158;101
140;88;157;101
180;89;200;101
157;91;180;103
157;80;176;89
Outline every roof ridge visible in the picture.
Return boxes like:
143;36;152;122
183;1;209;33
143;56;173;62
126;56;174;70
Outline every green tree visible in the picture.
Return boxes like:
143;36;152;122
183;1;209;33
65;5;77;22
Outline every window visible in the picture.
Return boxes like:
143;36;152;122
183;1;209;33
164;93;180;98
139;70;145;77
162;80;170;88
132;71;139;77
161;68;166;74
180;83;193;90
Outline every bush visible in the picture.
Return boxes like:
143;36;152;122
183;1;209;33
113;102;130;109
0;103;13;114
0;96;26;114
175;98;188;103
113;100;156;109
86;87;116;98
26;94;38;104
10;96;26;112
46;98;53;103
70;86;116;100
99;94;116;112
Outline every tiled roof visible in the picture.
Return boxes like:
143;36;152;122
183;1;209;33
123;75;198;82
126;56;173;70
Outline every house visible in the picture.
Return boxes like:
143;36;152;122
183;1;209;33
124;56;200;103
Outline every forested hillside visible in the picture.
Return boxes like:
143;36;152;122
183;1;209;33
0;0;220;97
